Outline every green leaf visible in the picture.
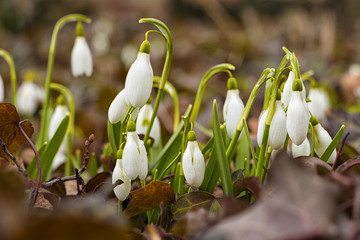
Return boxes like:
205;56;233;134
27;143;47;180
107;119;121;157
41;115;70;181
89;152;97;178
156;152;181;181
320;125;345;162
212;100;233;196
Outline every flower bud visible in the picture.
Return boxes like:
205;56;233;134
71;21;93;77
223;84;244;138
313;122;336;164
308;87;330;124
281;71;306;108
108;89;139;124
17;78;45;116
182;131;205;188
136;103;161;146
268;101;287;150
124;40;153;108
112;153;131;201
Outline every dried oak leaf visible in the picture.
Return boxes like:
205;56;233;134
0;103;33;162
200;151;340;240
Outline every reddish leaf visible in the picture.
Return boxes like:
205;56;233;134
232;169;262;199
124;181;175;218
295;156;331;176
336;157;360;175
84;172;112;193
172;191;219;221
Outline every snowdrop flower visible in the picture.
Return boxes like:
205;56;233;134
182;131;205;188
17;78;45;115
0;73;4;102
48;95;69;170
286;78;310;145
223;77;244;138
122;120;148;180
281;71;306;108
292;137;311;158
124;40;153;108
112;149;131;201
308;87;330;124
311;116;336;164
108;89;139;124
71;21;93;77
136;100;161;146
257;94;287;150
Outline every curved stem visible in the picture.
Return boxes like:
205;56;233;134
50;83;75;176
17;122;41;206
38;14;91;147
139;18;173;147
153;76;179;132
226;68;275;160
0;49;17;107
189;63;235;124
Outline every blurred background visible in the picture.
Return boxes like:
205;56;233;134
1;0;360;148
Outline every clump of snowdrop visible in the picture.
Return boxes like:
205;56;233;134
122;119;148;180
17;72;45;116
182;130;205;188
112;149;131;201
286;77;310;145
71;21;93;77
311;116;337;164
124;40;153;108
136;98;161;146
223;77;244;138
48;95;69;170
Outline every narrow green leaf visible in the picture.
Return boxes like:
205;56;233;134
107;119;120;157
156;152;181;180
27;143;47;180
212;100;233;196
320;125;345;162
41;115;69;181
172;162;184;195
89;152;97;178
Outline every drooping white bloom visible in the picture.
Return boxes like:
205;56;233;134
122;121;148;180
257;108;268;146
136;103;161;146
48;101;69;170
223;89;244;138
268;101;287;150
313;123;336;164
124;40;153;108
292;137;311;158
286;78;310;145
182;131;205;188
112;157;131;201
281;71;306;108
308;88;330;124
71;37;93;77
108;89;139;124
17;81;45;115
0;73;4;102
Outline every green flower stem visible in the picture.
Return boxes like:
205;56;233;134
50;83;75;176
226;68;275;160
189;63;235;124
153;76;179;132
261;147;272;182
38;14;91;147
139;18;173;147
119;106;135;149
0;49;17;106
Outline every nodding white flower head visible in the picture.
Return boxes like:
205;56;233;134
182;131;205;188
268;99;287;150
281;71;306;108
286;78;310;145
257;108;268;147
122;120;148;180
108;89;139;124
71;21;93;77
223;77;244;138
0;73;4;102
292;137;310;158
308;86;330;124
17;75;45;116
136;100;161;146
48;95;69;170
311;116;336;164
112;149;131;201
124;40;153;108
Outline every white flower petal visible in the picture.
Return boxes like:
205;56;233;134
314;124;336;164
49;105;69;138
17;82;44;115
71;37;93;77
182;141;205;187
112;159;131;201
223;90;244;138
0;74;4;102
269;101;287;150
308;88;330;124
136;104;161;146
138;140;148;180
124;53;153;107
281;71;306;108
287;91;310;145
292;137;310;158
108;90;128;124
257;108;268;146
